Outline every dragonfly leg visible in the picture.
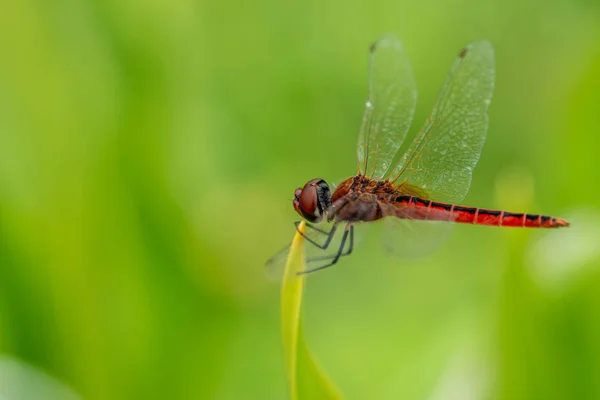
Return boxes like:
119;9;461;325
294;221;338;250
295;220;331;236
304;225;354;263
297;224;354;275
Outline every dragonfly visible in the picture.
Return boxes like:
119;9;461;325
267;35;569;276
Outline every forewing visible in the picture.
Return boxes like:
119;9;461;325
357;35;417;180
387;41;495;203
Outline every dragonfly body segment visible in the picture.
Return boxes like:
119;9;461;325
392;196;569;228
306;174;569;228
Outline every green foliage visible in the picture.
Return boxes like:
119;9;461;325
281;222;343;400
0;0;599;399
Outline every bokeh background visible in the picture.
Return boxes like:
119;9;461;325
1;0;599;398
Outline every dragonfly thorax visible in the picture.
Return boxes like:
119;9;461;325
293;178;332;223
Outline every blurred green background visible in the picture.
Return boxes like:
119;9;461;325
1;0;599;398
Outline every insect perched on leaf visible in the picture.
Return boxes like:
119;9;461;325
267;35;569;276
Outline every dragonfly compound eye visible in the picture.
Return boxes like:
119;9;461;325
295;178;331;223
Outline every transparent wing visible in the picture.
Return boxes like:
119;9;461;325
357;35;417;180
379;202;459;259
387;41;495;203
265;244;294;282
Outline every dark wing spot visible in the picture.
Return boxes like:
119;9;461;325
459;47;468;59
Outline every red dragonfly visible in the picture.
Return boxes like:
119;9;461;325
267;35;569;275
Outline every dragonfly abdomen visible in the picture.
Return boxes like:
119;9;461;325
394;196;569;228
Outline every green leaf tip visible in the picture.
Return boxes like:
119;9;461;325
280;221;344;400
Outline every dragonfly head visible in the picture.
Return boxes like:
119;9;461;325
293;178;332;223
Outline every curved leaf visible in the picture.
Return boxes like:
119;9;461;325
280;221;344;400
